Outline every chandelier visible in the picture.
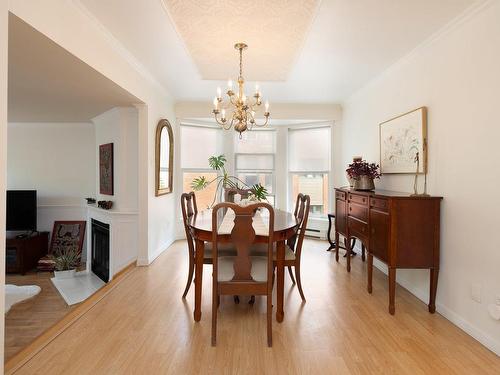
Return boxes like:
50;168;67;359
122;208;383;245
212;43;270;135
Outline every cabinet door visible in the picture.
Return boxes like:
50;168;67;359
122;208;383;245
369;209;389;262
335;197;347;235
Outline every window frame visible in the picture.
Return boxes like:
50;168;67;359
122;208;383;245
233;130;277;206
287;125;332;218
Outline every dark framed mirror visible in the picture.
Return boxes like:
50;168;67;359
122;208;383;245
155;119;174;196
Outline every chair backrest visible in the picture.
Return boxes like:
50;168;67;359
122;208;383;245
224;188;251;203
289;194;311;259
211;202;274;283
180;192;198;251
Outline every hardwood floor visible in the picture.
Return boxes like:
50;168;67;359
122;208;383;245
5;272;74;361
9;239;500;374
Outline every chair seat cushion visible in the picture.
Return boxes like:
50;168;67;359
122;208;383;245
250;244;296;261
218;256;269;282
203;242;237;258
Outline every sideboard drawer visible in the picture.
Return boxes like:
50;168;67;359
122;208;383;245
336;191;346;200
348;203;368;222
370;197;389;212
348;193;368;206
348;217;368;239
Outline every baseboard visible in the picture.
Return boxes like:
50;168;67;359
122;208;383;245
351;242;500;357
139;238;176;266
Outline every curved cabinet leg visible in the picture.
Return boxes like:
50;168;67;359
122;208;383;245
367;253;373;294
361;244;366;262
429;268;439;313
388;267;396;315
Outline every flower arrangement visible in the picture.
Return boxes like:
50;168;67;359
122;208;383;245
346;160;381;180
191;155;268;208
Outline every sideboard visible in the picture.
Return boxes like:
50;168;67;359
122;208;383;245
334;187;442;315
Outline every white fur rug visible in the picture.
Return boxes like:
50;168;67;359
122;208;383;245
5;284;41;313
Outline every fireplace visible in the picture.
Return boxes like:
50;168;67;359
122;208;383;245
91;219;110;282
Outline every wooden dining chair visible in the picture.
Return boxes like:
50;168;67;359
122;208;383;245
180;192;198;298
211;202;275;347
285;193;311;302
181;192;236;298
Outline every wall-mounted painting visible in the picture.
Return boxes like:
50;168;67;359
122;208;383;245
99;143;114;195
379;107;427;174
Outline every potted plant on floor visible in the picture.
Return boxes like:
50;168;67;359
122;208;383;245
52;248;80;279
191;154;268;208
346;159;381;191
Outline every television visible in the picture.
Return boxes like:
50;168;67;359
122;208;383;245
6;190;37;231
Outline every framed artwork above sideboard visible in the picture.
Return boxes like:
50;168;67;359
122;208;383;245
379;107;427;174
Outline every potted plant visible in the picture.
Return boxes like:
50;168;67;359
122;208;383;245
51;248;80;279
346;160;381;191
191;154;268;208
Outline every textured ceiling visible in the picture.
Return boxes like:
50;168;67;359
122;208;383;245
162;0;319;81
80;0;478;102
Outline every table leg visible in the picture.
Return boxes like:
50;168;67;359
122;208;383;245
276;240;285;323
429;268;439;313
388;267;396;315
194;239;204;322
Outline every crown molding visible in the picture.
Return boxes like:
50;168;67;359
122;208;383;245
72;0;171;99
343;0;495;105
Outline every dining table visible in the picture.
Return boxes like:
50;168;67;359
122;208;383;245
187;208;299;323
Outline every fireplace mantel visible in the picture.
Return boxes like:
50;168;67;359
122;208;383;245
86;207;138;281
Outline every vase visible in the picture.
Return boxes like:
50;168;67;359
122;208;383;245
353;175;375;191
346;172;355;188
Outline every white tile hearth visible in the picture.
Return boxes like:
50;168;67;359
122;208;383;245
51;271;105;305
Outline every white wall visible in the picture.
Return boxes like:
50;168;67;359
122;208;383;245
339;1;500;355
0;0;8;366
7;123;95;204
8;0;177;267
92;107;138;212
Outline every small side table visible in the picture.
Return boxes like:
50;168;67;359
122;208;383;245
326;214;358;257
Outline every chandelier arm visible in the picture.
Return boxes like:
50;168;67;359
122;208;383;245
252;115;270;127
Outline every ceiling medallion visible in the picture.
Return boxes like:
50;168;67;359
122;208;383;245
212;43;270;136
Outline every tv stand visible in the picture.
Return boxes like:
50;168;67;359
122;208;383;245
6;232;49;274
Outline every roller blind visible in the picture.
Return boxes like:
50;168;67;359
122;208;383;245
181;126;222;169
234;130;276;154
289;127;331;172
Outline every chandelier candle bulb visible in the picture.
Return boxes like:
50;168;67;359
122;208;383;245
228;80;233;90
265;101;269;112
217;86;222;99
213;97;218;109
221;109;226;121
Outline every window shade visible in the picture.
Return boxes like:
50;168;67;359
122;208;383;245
181;126;222;169
289;127;331;172
234;130;276;154
236;154;274;170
